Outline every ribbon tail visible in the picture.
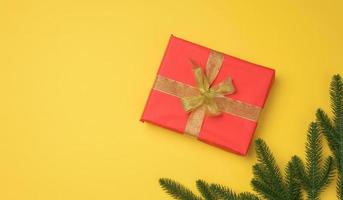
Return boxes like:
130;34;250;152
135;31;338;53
211;77;235;95
184;106;206;137
205;99;221;116
181;95;204;112
192;67;210;92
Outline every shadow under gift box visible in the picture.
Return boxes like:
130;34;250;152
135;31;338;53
141;35;275;156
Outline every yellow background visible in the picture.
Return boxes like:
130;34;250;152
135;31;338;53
1;0;343;199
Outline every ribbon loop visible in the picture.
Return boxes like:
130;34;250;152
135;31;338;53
211;77;235;96
206;51;224;84
192;65;210;93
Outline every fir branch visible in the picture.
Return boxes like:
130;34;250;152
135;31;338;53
210;184;260;200
319;156;335;191
196;180;216;200
304;122;332;199
237;192;261;200
210;184;238;200
251;164;284;199
158;178;260;200
305;123;323;189
251;139;289;200
290;156;308;187
251;178;280;200
290;122;335;200
316;109;338;155
159;178;203;200
316;74;343;200
285;159;302;200
331;74;343;134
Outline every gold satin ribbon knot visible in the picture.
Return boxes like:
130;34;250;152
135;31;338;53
153;50;262;136
181;60;235;116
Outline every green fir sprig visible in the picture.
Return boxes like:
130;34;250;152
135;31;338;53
316;74;343;199
250;139;302;200
159;178;259;200
159;74;342;200
290;122;335;200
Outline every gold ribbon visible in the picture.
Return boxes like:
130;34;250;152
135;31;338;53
153;51;261;136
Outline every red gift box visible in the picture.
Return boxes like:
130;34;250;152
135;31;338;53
141;35;275;155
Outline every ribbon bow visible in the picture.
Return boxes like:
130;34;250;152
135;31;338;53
181;60;235;116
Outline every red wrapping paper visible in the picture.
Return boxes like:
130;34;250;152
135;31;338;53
141;35;275;155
